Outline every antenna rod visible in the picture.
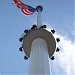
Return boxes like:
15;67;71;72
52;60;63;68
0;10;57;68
36;6;43;27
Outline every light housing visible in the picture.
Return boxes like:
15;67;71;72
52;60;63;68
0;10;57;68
56;47;60;52
24;56;28;60
24;29;29;34
50;56;55;60
19;47;23;52
56;38;60;42
19;38;23;42
40;25;47;28
51;29;55;34
31;25;37;30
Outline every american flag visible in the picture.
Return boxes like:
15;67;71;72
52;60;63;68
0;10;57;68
13;0;36;16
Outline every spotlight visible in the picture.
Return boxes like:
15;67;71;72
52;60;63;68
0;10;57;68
19;38;23;42
50;56;55;60
56;38;60;42
51;29;55;34
31;25;37;30
56;47;60;52
40;25;47;28
43;25;47;28
24;29;29;34
24;56;28;60
19;47;23;52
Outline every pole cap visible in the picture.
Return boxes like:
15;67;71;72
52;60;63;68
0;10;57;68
36;6;43;12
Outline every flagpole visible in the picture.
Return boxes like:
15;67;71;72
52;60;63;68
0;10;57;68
36;6;43;27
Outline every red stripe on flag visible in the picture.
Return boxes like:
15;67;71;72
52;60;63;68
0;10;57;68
21;8;34;15
13;0;36;16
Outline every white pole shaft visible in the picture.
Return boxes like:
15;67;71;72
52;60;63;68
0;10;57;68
28;38;50;75
37;10;42;27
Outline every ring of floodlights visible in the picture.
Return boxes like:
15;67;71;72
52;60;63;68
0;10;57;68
23;28;56;58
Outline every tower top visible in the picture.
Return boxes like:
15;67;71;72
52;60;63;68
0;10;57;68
36;6;43;12
23;28;56;58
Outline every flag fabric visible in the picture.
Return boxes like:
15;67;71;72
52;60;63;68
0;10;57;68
13;0;36;16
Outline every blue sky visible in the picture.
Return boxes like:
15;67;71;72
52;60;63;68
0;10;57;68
0;0;74;75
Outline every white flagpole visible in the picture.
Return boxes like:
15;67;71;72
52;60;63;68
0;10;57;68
36;6;43;27
37;9;42;27
28;38;50;75
28;6;50;75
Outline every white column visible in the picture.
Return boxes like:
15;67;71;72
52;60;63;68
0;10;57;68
37;10;42;27
28;38;50;75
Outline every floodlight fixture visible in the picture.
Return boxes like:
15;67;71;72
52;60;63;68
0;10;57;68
19;38;23;42
50;56;55;60
19;47;23;52
51;29;55;34
56;47;60;52
24;29;29;34
40;25;47;28
31;25;37;30
24;56;28;60
56;38;60;42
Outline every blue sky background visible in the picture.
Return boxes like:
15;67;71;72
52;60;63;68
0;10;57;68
0;0;74;75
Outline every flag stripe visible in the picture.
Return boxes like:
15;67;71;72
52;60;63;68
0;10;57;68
25;9;34;14
13;0;36;16
21;8;34;15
